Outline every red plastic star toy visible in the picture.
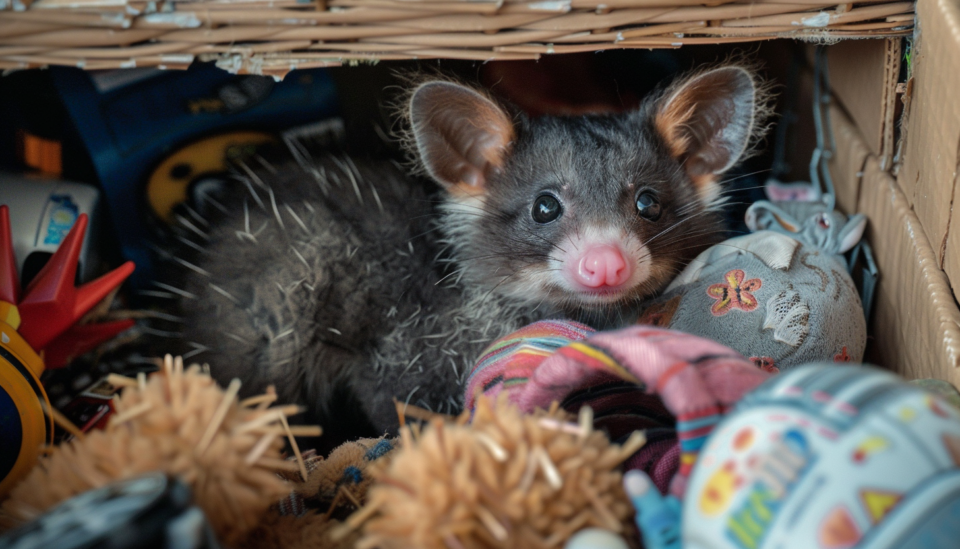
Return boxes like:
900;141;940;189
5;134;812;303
0;205;135;369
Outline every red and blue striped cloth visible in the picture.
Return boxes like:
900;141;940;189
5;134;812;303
464;321;770;498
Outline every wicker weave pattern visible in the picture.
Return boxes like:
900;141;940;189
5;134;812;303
0;0;914;76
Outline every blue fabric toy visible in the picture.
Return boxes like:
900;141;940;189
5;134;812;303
638;195;867;371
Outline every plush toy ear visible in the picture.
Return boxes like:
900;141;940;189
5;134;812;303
764;178;822;202
745;201;801;233
656;66;760;197
409;81;515;194
837;214;867;254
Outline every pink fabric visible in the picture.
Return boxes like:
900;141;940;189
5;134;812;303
624;438;681;494
558;384;678;494
465;324;771;498
517;326;766;417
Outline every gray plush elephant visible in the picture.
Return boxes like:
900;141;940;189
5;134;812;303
638;198;867;372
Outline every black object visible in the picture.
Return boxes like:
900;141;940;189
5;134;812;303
0;473;220;549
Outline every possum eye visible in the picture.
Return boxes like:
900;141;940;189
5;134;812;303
635;192;662;221
532;194;562;224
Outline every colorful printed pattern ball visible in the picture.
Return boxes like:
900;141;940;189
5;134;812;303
684;363;960;549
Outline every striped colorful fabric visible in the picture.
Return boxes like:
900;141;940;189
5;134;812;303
464;319;594;410
556;341;642;385
464;322;771;499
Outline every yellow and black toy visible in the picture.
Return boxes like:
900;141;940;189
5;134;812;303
145;131;275;224
0;205;135;496
0;305;50;498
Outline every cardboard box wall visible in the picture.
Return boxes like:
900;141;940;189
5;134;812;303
826;0;960;385
897;0;960;297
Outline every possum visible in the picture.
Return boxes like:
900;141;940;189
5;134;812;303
164;65;771;446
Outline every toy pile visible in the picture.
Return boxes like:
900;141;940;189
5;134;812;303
1;355;301;545
3;153;960;549
4;343;960;548
0;205;135;497
0;356;649;549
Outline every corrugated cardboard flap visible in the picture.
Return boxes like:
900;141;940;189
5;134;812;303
898;0;960;299
860;155;960;383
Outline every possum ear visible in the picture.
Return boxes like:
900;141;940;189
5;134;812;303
655;66;759;197
409;81;514;193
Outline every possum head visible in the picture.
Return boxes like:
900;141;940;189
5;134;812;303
408;66;768;316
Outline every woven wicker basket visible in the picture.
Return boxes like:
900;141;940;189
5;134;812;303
0;1;914;77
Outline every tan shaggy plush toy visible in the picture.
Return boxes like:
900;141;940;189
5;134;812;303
240;437;397;549
334;395;647;549
240;510;361;549
1;360;646;549
0;355;319;546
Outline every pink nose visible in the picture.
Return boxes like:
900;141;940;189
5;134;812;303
571;245;632;289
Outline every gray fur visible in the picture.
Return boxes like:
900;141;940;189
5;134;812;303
163;68;769;444
172;155;539;439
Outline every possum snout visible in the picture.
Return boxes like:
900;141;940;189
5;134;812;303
571;244;632;289
555;228;652;301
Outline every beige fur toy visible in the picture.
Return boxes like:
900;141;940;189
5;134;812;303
0;361;646;549
240;511;360;549
239;437;397;549
298;436;398;505
0;355;319;546
335;395;646;549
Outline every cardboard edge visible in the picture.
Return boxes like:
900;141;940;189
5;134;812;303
895;0;960;291
944;182;960;300
878;37;901;170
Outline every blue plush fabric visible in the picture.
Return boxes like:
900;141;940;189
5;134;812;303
638;198;867;371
